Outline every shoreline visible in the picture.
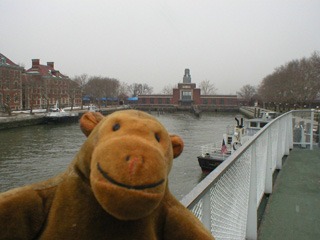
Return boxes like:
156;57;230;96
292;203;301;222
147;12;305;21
0;106;129;130
0;105;259;130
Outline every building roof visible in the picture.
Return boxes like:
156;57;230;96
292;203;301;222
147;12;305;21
0;53;22;68
25;61;68;78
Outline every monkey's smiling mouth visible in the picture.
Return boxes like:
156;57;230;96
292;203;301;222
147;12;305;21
97;163;164;190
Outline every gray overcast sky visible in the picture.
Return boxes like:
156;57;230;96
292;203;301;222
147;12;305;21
1;0;320;94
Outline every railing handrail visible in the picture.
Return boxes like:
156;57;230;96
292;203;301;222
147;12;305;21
181;110;292;208
180;109;315;239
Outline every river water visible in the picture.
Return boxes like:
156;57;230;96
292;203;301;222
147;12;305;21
0;111;242;200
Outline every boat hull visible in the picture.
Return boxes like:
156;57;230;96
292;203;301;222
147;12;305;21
44;115;79;124
197;155;226;174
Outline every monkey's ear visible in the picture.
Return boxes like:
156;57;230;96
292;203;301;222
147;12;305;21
170;134;184;158
80;112;104;137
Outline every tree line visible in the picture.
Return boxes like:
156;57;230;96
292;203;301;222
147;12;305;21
237;51;320;108
72;74;153;107
75;50;320;110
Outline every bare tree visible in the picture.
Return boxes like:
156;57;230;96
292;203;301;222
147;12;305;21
128;83;153;97
237;84;257;101
118;82;130;96
84;76;120;107
0;78;15;115
66;79;80;111
199;80;217;95
84;77;105;108
23;78;39;114
161;84;177;94
40;78;55;112
40;85;50;112
0;79;11;114
306;51;320;106
73;74;88;109
258;51;320;108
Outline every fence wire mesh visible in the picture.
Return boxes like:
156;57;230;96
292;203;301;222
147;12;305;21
182;110;315;240
189;148;252;239
255;132;268;205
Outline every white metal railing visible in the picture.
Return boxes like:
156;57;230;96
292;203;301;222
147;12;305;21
201;143;231;160
181;110;316;240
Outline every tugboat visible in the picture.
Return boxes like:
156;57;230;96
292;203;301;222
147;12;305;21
197;112;277;173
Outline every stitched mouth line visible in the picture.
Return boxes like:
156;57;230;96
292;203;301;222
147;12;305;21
97;163;164;190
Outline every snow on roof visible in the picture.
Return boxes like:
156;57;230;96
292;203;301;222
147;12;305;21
0;53;21;67
26;63;68;78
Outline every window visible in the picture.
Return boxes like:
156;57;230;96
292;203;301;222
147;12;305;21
182;91;192;100
6;80;9;89
14;95;19;102
220;98;224;105
150;98;154;104
228;99;233;105
6;95;10;103
142;98;146;104
166;98;170;104
14;82;18;89
250;122;257;127
158;98;162;104
211;98;216;104
203;98;208;104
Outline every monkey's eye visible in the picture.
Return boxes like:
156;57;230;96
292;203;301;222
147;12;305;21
113;123;120;131
155;133;160;142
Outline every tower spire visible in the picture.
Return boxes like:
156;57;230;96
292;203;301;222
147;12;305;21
183;69;191;83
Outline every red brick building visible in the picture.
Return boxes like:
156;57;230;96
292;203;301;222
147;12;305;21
23;59;82;110
138;69;238;107
0;53;24;111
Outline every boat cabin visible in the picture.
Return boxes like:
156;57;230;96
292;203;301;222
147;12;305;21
246;111;277;136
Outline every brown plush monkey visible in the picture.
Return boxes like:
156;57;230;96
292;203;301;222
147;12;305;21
0;110;214;240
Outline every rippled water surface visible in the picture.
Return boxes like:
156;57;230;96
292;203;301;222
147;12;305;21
0;111;241;200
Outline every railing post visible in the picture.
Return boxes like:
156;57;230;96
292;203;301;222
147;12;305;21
202;192;212;232
310;109;314;150
284;115;290;155
276;120;283;170
265;128;273;194
246;144;257;240
288;113;293;149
